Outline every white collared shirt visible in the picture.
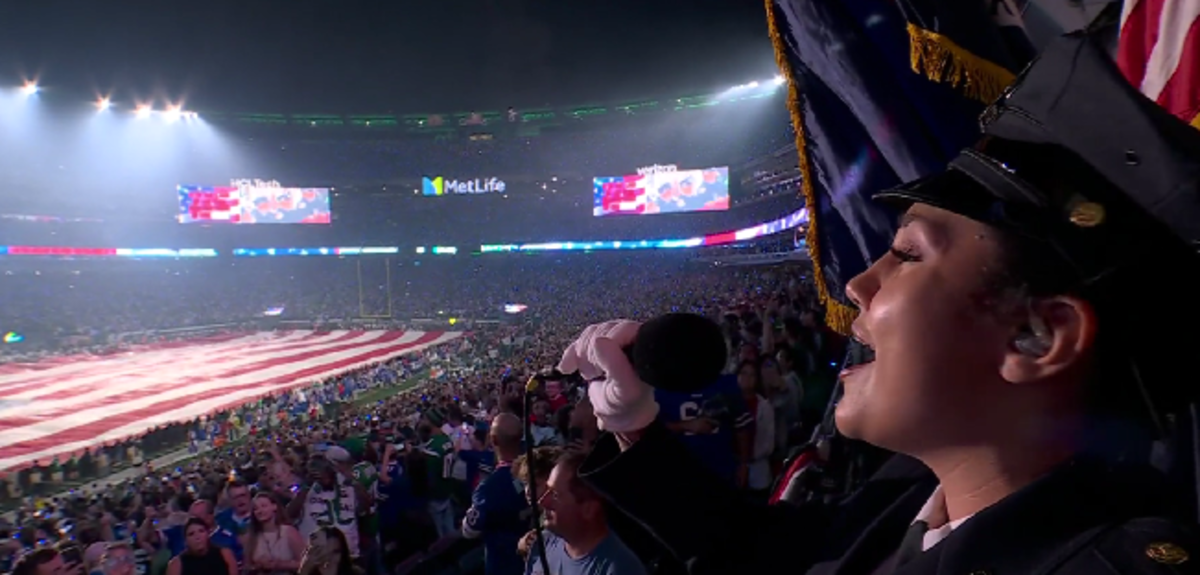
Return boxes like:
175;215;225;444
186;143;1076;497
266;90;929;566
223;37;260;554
913;485;973;551
871;485;976;574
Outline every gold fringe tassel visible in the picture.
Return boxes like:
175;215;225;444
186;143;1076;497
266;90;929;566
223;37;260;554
1190;111;1200;131
764;0;857;336
907;22;1016;104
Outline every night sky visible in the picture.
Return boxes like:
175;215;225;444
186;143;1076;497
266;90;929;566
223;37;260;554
0;0;777;113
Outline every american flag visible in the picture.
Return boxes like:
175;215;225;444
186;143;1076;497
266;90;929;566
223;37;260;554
592;176;647;216
1117;0;1200;129
0;330;461;471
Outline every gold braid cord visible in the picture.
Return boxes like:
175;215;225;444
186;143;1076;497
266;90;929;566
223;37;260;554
907;22;1016;104
764;0;857;335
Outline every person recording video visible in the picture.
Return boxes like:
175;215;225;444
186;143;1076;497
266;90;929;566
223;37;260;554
561;34;1200;575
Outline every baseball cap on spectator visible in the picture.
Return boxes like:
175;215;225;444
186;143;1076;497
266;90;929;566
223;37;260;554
423;407;447;427
325;446;352;464
342;436;367;458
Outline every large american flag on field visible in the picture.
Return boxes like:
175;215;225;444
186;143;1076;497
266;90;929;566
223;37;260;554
1118;0;1200;129
0;330;462;472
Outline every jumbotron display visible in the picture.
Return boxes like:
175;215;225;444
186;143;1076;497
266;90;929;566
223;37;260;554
177;179;332;224
593;165;730;217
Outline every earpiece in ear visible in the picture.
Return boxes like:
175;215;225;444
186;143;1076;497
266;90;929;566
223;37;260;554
1013;313;1052;357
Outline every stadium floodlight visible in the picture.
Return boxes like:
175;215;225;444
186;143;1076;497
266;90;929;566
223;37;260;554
773;74;786;86
165;105;182;122
20;82;38;96
134;104;152;119
96;97;111;111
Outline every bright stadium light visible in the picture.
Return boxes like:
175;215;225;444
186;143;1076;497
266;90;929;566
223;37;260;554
165;105;182;122
20;82;38;96
773;74;786;86
96;97;111;111
134;104;152;119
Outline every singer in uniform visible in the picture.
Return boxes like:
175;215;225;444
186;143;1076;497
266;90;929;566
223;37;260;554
560;33;1200;575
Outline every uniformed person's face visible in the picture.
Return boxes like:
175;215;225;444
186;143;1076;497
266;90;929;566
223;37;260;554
839;204;1015;453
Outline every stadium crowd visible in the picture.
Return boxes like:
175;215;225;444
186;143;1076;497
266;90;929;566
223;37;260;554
0;254;837;575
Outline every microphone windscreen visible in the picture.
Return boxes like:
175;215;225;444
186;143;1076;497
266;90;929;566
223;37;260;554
631;313;728;393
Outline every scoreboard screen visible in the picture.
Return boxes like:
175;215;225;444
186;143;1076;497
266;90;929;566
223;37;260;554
178;181;332;224
593;166;729;217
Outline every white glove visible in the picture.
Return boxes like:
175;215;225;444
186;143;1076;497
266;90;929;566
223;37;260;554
558;320;659;433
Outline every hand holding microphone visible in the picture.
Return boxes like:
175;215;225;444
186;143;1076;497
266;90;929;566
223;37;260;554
557;320;659;433
557;314;729;435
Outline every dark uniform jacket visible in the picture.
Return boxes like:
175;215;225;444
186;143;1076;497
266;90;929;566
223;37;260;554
580;423;1200;574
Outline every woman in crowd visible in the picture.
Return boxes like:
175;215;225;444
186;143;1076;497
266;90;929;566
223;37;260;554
298;526;359;575
242;492;304;575
735;359;774;500
566;34;1200;575
165;518;236;575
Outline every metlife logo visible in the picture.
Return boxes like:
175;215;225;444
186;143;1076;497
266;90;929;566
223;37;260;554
421;176;507;196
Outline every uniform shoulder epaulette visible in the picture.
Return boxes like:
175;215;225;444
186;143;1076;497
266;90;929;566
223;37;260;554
1091;517;1200;574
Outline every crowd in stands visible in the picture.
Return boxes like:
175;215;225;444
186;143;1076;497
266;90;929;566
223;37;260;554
0;252;803;356
0;252;840;575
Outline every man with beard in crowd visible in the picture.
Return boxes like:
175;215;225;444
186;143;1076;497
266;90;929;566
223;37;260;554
289;456;361;564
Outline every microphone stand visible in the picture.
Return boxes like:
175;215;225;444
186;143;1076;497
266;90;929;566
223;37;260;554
524;376;552;575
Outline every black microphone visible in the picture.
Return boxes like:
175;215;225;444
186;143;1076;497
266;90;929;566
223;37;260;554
553;313;728;394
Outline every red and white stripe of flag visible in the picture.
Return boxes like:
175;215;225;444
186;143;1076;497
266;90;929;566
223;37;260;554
0;330;462;472
1118;0;1200;129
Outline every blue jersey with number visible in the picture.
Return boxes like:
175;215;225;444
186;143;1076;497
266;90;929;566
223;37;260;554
655;374;752;484
463;463;529;575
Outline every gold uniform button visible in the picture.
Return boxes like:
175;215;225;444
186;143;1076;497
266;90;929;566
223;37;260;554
1146;542;1190;565
1068;201;1106;227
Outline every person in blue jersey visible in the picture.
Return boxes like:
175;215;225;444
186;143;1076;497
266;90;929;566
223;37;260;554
213;481;252;551
654;373;753;487
376;440;431;567
456;427;497;491
462;413;529;575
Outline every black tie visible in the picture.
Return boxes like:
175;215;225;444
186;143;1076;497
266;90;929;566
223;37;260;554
893;520;930;569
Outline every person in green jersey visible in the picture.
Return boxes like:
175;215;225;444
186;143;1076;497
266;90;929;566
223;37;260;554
342;440;379;539
418;409;457;538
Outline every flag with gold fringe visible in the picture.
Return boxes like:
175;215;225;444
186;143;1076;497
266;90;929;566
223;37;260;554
765;0;1034;334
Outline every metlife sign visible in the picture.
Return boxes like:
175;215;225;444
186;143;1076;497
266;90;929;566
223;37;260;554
421;176;507;196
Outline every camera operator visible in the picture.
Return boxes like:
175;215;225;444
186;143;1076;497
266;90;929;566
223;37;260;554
564;35;1200;575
